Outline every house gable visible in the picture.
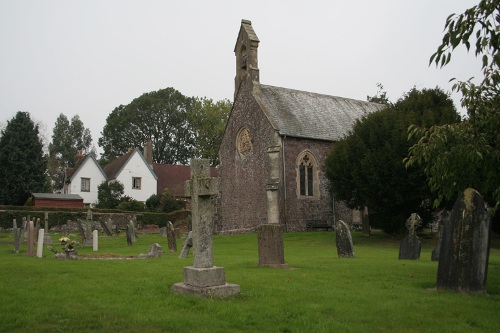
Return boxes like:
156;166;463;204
64;154;107;205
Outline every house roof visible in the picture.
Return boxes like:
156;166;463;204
65;153;106;182
153;164;218;197
32;193;83;201
255;84;385;141
103;148;157;180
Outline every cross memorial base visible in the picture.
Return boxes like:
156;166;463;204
172;266;240;298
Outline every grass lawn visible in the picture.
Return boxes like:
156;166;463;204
0;230;499;333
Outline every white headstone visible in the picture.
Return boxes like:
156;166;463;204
93;230;98;251
36;229;44;258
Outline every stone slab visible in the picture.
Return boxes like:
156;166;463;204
257;224;287;267
171;282;240;298
183;266;226;288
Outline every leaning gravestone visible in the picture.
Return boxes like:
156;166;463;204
399;213;422;260
179;231;193;258
166;221;177;252
172;159;240;297
335;220;354;258
436;188;491;293
139;243;162;258
100;219;113;236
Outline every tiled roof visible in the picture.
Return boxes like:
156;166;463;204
103;150;134;180
255;85;385;141
153;164;218;197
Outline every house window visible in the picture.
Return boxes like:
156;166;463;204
81;178;90;192
132;177;142;190
296;151;319;198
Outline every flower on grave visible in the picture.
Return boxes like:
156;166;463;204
59;237;70;244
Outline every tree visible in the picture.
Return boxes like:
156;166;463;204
324;88;460;234
367;83;391;105
95;181;124;209
189;97;232;165
406;0;500;213
48;114;92;192
98;87;197;164
0;112;48;205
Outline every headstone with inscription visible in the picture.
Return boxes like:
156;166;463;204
172;159;240;297
436;188;491;293
399;213;422;260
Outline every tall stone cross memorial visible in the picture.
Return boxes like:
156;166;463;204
172;159;240;297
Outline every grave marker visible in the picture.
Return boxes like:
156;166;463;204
172;159;240;297
26;220;35;256
93;230;98;251
399;213;421;260
36;229;44;258
335;220;354;258
436;188;491;293
167;221;177;252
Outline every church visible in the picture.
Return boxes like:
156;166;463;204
215;20;384;233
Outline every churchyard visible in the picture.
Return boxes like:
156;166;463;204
0;230;499;333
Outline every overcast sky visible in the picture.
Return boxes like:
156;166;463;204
0;0;482;155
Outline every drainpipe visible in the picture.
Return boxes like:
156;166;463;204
282;135;288;232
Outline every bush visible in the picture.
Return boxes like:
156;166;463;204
117;200;145;212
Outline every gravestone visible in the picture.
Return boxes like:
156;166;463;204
172;159;240;297
36;229;44;258
179;231;193;258
399;213;421;260
335;220;354;258
431;210;449;261
93;230;98;251
436;188;491;293
160;227;167;237
43;212;53;244
126;224;133;246
167;221;177;252
26;220;35;256
128;220;137;243
139;243;162;258
35;218;40;243
13;219;26;254
100;219;113;236
257;146;288;268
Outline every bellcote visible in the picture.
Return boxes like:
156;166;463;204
234;19;260;99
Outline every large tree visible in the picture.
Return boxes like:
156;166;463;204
48;114;92;192
189;97;232;165
0;112;48;205
98;87;197;164
324;88;460;234
405;0;500;214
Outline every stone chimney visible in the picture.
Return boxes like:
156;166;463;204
143;139;153;166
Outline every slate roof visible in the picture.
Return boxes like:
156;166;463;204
255;85;385;141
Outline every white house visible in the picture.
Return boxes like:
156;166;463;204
102;148;158;202
63;153;107;205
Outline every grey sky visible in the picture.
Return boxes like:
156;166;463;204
0;0;482;155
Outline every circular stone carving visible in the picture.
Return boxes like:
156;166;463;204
236;127;253;157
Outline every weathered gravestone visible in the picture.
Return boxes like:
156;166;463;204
77;210;94;245
13;219;27;254
179;231;193;258
43;212;53;244
167;221;177;252
139;243;162;258
436;188;491;293
100;219;113;237
126;224;133;246
257;146;288;268
160;227;167;237
399;213;422;260
172;159;240;297
335;220;354;258
93;230;98;251
128;220;137;243
26;220;35;256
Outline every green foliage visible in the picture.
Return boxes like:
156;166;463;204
159;188;186;213
96;181;124;209
98;87;196;164
189;97;232;165
117;199;145;212
367;82;391;105
0;112;48;205
407;0;500;211
47;114;92;192
325;88;459;234
145;194;161;211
